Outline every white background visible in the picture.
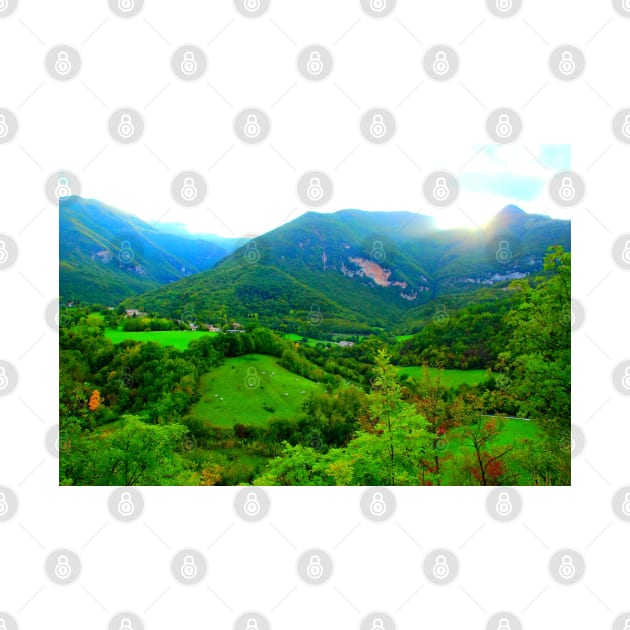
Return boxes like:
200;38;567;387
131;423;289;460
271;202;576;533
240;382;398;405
1;0;629;628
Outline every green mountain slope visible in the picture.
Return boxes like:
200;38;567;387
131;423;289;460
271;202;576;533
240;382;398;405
125;206;570;331
60;196;236;304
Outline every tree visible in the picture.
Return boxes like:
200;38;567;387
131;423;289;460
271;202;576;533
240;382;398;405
405;367;465;485
462;417;513;486
90;417;188;485
88;390;101;412
499;246;570;438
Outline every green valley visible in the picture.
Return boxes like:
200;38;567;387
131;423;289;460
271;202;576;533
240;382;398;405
59;201;571;487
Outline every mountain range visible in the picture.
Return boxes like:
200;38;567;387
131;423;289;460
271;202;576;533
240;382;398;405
112;203;570;332
60;196;240;304
59;197;570;330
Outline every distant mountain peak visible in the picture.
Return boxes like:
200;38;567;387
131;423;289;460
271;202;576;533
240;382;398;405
497;204;526;217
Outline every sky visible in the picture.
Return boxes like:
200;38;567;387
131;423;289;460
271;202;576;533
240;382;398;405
432;144;571;230
89;144;571;237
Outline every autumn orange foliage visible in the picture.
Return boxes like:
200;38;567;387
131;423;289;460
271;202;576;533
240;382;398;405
88;390;101;412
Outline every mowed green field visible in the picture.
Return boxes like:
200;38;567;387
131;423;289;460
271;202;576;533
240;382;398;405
189;354;325;427
105;329;216;350
283;334;324;347
398;366;492;388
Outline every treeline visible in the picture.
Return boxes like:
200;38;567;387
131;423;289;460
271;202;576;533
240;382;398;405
394;299;514;369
